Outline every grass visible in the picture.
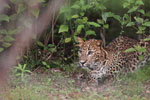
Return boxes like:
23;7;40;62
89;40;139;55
1;64;150;100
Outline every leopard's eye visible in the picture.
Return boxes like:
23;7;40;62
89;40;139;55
78;49;82;54
87;50;94;55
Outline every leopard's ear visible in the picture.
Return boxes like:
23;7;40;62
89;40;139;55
77;37;84;47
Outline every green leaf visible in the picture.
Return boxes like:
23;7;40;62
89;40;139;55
0;48;4;52
37;41;44;47
138;48;146;52
48;48;56;53
72;14;79;19
102;12;109;22
137;26;146;34
48;44;55;48
82;5;91;11
125;48;136;53
71;4;80;9
23;64;27;69
136;30;143;34
138;9;145;14
46;65;50;68
138;26;146;31
134;45;146;52
25;70;32;73
144;38;150;41
82;17;88;23
107;12;115;17
126;22;135;27
59;6;71;14
88;22;101;27
0;29;7;35
134;17;143;24
17;64;22;69
73;35;77;42
80;12;85;16
17;4;26;14
2;42;11;48
123;2;130;8
18;64;22;68
42;61;47;65
0;14;9;22
8;29;18;35
135;0;144;5
98;4;106;10
143;22;150;27
85;30;96;37
104;24;109;29
16;73;21;76
80;0;85;5
4;35;14;42
65;37;72;43
112;15;121;22
31;8;40;18
59;25;69;33
127;6;138;13
123;14;130;22
134;45;141;50
75;19;84;24
97;19;104;24
66;14;72;21
76;24;84;33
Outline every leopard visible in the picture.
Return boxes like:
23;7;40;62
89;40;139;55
77;36;150;84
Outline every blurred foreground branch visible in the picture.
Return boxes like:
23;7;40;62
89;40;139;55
0;0;65;84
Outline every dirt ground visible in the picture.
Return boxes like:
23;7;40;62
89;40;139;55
1;65;150;100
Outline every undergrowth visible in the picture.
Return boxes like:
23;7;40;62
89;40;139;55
1;64;150;100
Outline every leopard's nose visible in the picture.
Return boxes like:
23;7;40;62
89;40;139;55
79;60;86;66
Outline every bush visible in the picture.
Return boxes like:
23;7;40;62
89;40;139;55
0;0;150;70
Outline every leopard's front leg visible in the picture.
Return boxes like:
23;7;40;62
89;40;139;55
88;65;119;84
88;69;108;85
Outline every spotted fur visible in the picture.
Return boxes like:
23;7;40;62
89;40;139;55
77;36;150;83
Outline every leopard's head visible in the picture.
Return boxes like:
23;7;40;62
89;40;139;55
77;37;108;70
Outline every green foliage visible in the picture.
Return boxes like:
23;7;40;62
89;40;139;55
58;0;150;43
37;41;56;53
31;8;40;18
1;0;150;70
144;38;150;41
0;14;9;22
85;30;96;37
59;25;69;33
125;47;136;52
59;0;102;39
0;48;4;52
125;45;147;61
65;37;72;43
15;64;32;81
42;61;50;69
3;64;150;100
121;0;150;34
55;0;150;68
0;0;44;53
125;45;147;53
